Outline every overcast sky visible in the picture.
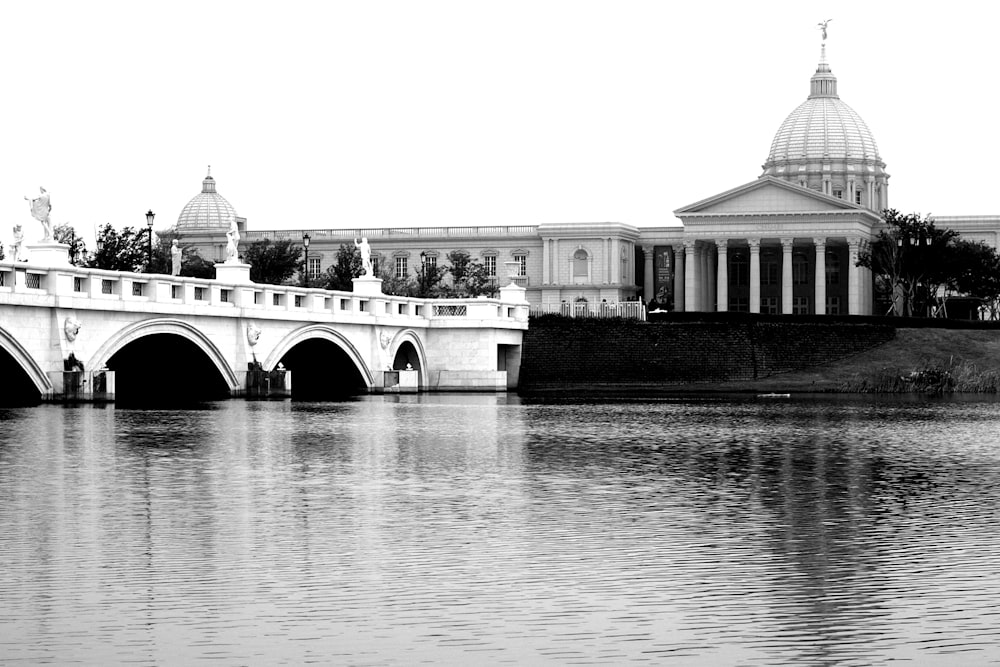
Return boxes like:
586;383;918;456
2;1;995;250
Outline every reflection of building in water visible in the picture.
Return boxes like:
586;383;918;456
177;40;998;315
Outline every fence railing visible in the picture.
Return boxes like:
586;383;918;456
530;301;647;321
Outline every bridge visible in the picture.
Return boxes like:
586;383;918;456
0;249;528;404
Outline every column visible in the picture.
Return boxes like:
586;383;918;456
684;240;697;312
642;246;654;303
781;238;793;315
706;246;717;312
848;237;861;315
674;246;685;311
749;238;761;314
814;237;826;316
716;239;728;312
542;238;551;284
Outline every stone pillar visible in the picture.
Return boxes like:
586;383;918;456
642;246;654;303
542;238;551;285
684;240;697;312
749;238;761;314
674;246;685;312
814;238;827;316
781;238;793;315
848;238;861;315
715;240;728;312
706;245;716;312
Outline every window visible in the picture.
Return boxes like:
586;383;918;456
573;249;588;277
514;254;526;276
395;256;408;279
172;285;181;299
761;253;779;286
484;255;496;276
273;294;281;306
194;287;207;301
132;282;145;297
792;253;809;285
422;255;437;271
74;277;84;292
833;188;843;199
825;251;840;285
101;279;114;294
855;190;862;205
221;289;231;303
826;296;841;315
294;295;303;308
793;296;810;315
760;297;779;315
308;257;321;279
729;296;749;312
729;253;748;286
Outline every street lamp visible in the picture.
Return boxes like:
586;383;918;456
420;251;427;296
145;209;155;272
303;233;311;287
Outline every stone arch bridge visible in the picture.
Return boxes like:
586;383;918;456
0;259;528;403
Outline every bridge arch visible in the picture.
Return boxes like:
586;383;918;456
388;329;428;387
0;325;52;395
87;318;240;391
265;324;375;389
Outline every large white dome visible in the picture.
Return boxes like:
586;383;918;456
176;169;238;232
766;96;880;163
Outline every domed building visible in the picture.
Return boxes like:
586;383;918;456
761;43;889;211
176;168;246;262
666;38;883;316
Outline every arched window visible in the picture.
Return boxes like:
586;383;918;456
573;249;588;277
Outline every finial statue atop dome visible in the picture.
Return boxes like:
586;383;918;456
818;19;832;43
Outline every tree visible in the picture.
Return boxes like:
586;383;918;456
314;243;361;291
54;223;88;266
447;250;472;286
464;260;499;297
377;264;416;297
415;258;447;297
0;241;4;261
87;223;148;272
857;210;958;317
949;239;1000;319
244;238;303;284
180;252;216;279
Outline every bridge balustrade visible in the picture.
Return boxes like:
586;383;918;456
0;261;529;326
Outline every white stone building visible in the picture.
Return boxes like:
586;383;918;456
175;41;998;316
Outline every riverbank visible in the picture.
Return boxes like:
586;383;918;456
517;315;1000;396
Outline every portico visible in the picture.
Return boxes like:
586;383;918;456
672;177;878;315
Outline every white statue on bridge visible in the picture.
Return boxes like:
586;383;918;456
225;218;240;263
11;224;24;261
355;236;373;276
171;239;182;275
24;187;53;242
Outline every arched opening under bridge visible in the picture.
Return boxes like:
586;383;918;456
107;333;232;406
0;348;42;406
278;338;368;400
391;340;422;372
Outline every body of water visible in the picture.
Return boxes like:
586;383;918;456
2;395;1000;665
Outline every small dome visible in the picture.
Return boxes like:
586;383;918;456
176;167;238;232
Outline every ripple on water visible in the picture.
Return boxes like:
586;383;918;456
2;397;1000;664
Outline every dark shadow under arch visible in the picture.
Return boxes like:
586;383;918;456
279;338;368;400
107;333;232;406
391;341;422;371
0;347;42;406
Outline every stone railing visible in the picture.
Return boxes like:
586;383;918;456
242;225;539;242
0;261;530;327
530;300;647;321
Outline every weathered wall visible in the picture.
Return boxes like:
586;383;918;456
518;316;896;392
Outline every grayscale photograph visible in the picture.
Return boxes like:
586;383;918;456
2;1;999;665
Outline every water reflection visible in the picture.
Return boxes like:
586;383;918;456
2;396;1000;664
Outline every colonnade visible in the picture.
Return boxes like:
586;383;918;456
666;236;872;315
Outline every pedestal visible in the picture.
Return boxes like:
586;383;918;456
215;262;252;284
352;275;384;296
24;242;70;267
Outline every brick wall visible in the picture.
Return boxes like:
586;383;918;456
519;316;895;392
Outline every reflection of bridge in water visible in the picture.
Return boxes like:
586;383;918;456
0;254;528;404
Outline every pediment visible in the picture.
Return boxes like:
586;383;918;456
674;177;863;217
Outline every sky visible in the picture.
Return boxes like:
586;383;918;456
2;1;996;251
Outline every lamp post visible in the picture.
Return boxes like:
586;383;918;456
303;233;311;287
420;251;427;297
145;209;155;272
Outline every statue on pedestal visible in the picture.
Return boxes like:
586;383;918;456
24;187;52;242
355;236;373;276
170;239;182;275
11;224;23;261
225;218;240;263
